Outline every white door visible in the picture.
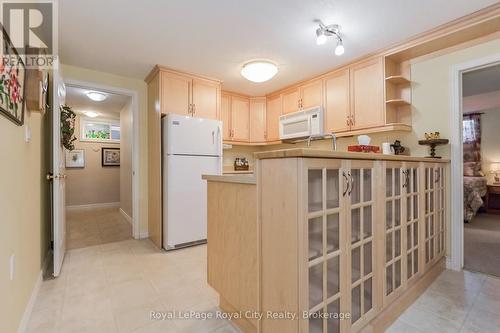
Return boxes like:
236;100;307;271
163;154;221;249
163;114;222;156
52;60;67;277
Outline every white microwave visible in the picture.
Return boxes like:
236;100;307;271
279;106;324;140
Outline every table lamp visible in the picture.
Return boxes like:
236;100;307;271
491;163;500;184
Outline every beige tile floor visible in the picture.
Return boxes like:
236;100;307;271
27;240;240;333
29;236;500;333
66;208;132;250
386;269;500;332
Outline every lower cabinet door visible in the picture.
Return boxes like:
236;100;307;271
305;159;344;333
346;161;375;331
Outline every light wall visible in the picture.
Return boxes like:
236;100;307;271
65;115;120;206
120;99;133;217
481;108;500;182
61;64;148;235
0;109;50;333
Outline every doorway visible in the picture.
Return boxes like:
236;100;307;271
449;53;500;272
64;85;133;249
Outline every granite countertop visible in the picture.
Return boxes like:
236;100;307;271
254;148;450;163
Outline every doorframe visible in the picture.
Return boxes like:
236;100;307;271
449;53;500;271
64;79;141;239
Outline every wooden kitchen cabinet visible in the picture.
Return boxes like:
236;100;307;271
266;94;281;142
325;69;351;133
160;71;192;116
155;66;221;119
231;95;250;142
249;97;266;143
300;79;324;110
350;58;385;130
281;80;324;115
192;78;220;120
281;87;300;115
255;154;448;333
221;93;232;141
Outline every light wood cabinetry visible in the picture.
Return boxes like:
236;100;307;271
221;93;232;141
281;80;324;115
249;97;267;143
281;88;300;115
255;155;448;333
207;180;258;333
192;78;220;119
266;94;281;142
231;95;250;142
350;58;385;130
160;71;191;116
325;69;350;133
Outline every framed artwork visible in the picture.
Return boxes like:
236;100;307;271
65;149;85;168
0;27;26;125
102;147;120;166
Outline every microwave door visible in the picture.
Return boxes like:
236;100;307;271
281;117;310;139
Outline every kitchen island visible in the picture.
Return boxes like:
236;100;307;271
204;149;449;333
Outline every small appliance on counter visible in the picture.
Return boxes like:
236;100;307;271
348;135;381;153
234;157;249;171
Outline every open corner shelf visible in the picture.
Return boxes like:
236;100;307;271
385;75;411;85
386;99;411;107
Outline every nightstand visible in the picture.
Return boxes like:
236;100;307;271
486;184;500;214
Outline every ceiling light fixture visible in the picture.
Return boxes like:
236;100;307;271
83;111;99;118
315;20;344;56
241;60;278;83
86;91;107;102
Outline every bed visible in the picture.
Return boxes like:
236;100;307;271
463;176;487;222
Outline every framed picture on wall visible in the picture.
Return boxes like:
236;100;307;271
102;147;120;166
65;149;85;168
0;27;26;126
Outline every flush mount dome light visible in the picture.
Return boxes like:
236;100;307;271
86;91;107;102
241;61;278;83
83;111;99;118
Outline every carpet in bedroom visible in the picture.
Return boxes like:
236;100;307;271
464;213;500;277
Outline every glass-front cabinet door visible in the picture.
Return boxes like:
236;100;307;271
435;166;446;257
345;160;375;331
404;163;420;283
306;159;344;333
424;164;439;268
383;162;404;302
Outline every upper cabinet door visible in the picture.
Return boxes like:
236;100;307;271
325;69;351;133
192;78;220;120
350;58;385;130
300;79;323;110
231;96;250;142
161;72;191;116
221;93;231;141
266;95;281;142
281;88;300;115
249;97;267;143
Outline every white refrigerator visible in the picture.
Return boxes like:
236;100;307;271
162;114;222;250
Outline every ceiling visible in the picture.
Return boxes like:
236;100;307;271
463;64;500;97
59;0;498;96
65;86;130;119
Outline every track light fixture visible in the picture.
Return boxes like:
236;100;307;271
315;20;344;55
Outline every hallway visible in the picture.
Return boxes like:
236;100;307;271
66;208;132;250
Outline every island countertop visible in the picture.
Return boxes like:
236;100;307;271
202;174;256;184
254;148;450;163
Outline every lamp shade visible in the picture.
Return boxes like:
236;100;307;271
490;163;500;172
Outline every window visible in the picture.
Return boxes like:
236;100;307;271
81;118;120;143
463;118;477;143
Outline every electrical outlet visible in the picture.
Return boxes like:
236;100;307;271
9;254;15;281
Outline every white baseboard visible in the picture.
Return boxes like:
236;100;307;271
66;202;120;211
119;208;133;225
17;270;43;333
139;230;149;239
